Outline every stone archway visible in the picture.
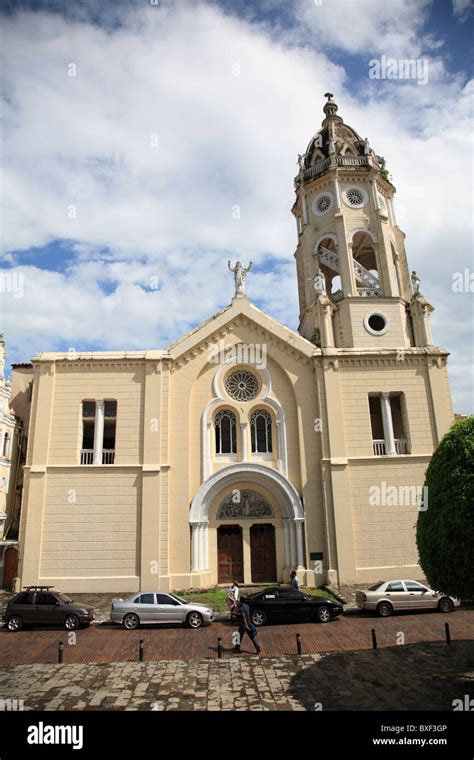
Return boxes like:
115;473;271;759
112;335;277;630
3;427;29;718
189;463;305;577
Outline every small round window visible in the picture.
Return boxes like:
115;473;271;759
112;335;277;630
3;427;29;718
312;191;334;217
377;194;387;213
364;312;389;336
343;186;368;209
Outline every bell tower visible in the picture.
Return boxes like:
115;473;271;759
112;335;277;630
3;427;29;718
293;93;433;350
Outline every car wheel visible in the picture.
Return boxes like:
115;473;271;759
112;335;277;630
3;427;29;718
251;610;267;627
123;613;140;630
315;605;331;623
7;615;23;632
64;614;80;631
186;612;203;629
438;597;454;613
377;601;393;617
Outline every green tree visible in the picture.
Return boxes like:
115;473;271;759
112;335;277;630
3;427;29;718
416;417;474;600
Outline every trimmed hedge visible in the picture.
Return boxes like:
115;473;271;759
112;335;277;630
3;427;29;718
416;417;474;600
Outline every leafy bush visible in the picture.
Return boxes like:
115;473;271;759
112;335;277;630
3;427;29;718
416;417;474;600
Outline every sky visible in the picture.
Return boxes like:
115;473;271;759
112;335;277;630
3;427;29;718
0;0;473;412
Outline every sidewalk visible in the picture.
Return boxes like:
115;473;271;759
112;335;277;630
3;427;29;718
0;641;472;711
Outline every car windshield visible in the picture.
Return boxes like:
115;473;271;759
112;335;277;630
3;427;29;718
367;582;384;591
168;594;185;605
57;593;72;603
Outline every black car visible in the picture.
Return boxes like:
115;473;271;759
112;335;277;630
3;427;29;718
2;586;97;632
241;587;343;626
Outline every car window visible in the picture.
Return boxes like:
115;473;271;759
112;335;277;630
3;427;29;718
36;593;58;605
156;594;179;605
138;594;155;604
386;582;404;592
132;596;141;604
12;592;34;605
405;581;426;592
368;582;384;591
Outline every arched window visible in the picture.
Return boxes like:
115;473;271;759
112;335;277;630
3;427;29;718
3;433;9;458
250;409;273;454
215;410;237;455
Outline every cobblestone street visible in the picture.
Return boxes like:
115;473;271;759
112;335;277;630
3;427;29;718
0;642;473;711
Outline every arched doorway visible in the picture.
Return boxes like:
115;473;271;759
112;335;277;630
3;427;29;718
217;525;243;583
250;524;276;582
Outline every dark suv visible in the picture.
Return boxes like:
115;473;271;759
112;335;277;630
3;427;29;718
2;586;97;632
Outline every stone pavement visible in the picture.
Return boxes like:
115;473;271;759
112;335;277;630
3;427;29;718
0;641;472;711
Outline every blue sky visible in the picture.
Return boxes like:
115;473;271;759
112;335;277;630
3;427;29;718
0;0;473;412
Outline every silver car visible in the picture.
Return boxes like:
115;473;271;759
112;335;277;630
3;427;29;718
356;580;460;617
110;592;214;629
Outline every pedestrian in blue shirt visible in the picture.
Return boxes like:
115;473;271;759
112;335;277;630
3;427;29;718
232;598;261;655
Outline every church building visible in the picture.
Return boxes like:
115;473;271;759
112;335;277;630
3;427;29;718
11;95;453;592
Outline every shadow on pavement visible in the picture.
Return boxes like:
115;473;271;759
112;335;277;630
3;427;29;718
288;640;474;711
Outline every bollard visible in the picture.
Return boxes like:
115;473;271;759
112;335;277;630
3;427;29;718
445;622;451;646
139;639;145;662
58;641;64;664
371;628;377;650
296;633;302;655
217;637;222;659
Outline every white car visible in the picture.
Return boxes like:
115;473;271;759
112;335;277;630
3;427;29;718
110;592;214;629
356;580;460;617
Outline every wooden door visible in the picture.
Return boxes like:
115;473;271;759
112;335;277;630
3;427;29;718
217;525;243;583
250;524;276;582
3;547;18;590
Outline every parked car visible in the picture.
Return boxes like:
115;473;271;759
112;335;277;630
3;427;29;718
241;587;343;626
110;592;214;629
356;580;460;617
2;586;97;632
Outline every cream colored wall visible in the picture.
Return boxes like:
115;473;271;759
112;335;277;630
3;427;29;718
349;458;428;582
48;363;145;465
40;469;141;581
335;300;411;349
338;358;438;458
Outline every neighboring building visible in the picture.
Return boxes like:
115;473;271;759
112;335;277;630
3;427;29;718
14;96;453;593
0;335;19;586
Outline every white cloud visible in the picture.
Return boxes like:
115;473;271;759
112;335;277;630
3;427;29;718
0;1;472;412
451;0;474;22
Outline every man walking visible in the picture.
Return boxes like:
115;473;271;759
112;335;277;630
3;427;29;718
232;598;261;655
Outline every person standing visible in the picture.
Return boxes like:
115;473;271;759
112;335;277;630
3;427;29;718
226;582;239;618
232;598;261;655
290;570;300;590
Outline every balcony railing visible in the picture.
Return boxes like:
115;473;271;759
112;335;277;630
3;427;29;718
372;439;408;456
80;449;115;465
357;287;382;297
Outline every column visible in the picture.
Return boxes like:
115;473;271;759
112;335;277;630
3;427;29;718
389;195;398;226
332;174;341;212
242;525;252;583
380;393;396;455
93;399;104;465
302;194;308;225
295;519;305;568
191;523;199;571
198;523;204;571
421;305;434;346
283;519;291;566
240;422;248;462
289;521;297;569
371;178;380;210
203;521;209;570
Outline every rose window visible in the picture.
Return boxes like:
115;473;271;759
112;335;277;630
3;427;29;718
346;188;365;206
225;370;259;401
316;195;332;214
